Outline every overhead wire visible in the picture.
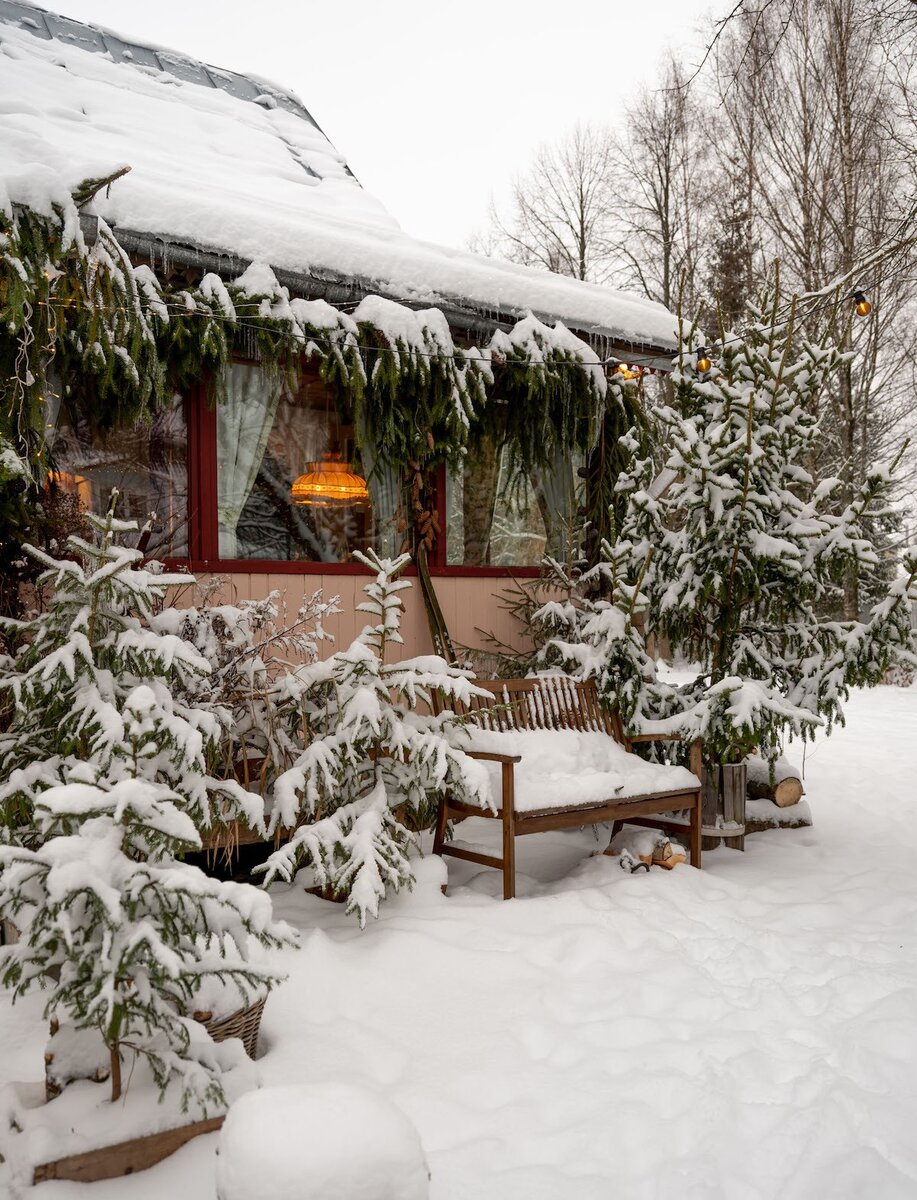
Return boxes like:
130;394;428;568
20;216;914;374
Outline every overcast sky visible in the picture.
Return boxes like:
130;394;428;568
51;0;714;249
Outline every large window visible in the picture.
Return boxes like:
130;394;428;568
45;362;570;573
48;391;188;558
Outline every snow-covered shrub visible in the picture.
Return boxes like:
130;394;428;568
259;551;491;925
0;501;295;1107
614;287;917;763
150;586;339;795
0;435;28;487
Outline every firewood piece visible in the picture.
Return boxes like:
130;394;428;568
747;775;804;808
744;755;804;808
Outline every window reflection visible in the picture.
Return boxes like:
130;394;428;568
48;392;188;558
447;444;579;567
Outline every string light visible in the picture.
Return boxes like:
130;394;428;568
695;346;711;373
853;290;872;317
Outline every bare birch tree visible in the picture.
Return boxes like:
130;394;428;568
712;0;917;614
477;123;618;283
612;56;715;316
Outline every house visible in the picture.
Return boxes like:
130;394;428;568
0;0;678;657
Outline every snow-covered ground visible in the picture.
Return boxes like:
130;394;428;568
3;684;917;1199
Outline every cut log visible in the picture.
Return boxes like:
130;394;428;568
744;755;804;808
747;775;804;808
745;797;812;834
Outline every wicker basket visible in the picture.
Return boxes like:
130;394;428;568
195;995;266;1060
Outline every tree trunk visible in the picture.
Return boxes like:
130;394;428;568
110;1044;122;1103
462;436;501;566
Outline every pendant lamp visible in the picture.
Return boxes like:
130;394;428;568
291;452;370;508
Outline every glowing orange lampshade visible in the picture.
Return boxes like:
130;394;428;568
291;453;370;508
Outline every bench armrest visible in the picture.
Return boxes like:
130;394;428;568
465;750;522;764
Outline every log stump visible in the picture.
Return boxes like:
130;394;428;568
701;763;747;852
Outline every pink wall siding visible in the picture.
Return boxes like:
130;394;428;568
183;572;532;664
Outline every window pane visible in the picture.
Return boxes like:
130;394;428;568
447;444;580;567
48;392;188;557
217;363;381;562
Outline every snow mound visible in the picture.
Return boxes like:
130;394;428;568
215;1083;429;1200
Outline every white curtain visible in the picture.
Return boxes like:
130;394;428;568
357;414;402;557
531;447;576;560
217;363;282;558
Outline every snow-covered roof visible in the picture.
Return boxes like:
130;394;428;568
0;1;679;355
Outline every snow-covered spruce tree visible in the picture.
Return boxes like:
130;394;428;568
259;550;490;925
0;499;262;844
0;502;295;1107
0;755;293;1108
534;521;673;729
619;285;917;764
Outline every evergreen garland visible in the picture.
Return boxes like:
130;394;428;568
354;313;489;470
487;315;608;477
580;372;649;566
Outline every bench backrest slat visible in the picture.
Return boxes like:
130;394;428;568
446;677;628;747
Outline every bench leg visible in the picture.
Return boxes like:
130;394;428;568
501;762;516;900
690;794;702;868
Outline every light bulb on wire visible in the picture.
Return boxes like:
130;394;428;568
695;346;711;373
853;290;872;317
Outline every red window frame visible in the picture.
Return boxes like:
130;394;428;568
171;382;541;578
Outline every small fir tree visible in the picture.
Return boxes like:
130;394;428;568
0;499;262;843
0;502;295;1107
0;756;293;1107
616;283;917;763
259;551;491;925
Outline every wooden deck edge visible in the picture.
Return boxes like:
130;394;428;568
33;1115;225;1184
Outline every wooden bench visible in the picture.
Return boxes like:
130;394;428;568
432;676;703;899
